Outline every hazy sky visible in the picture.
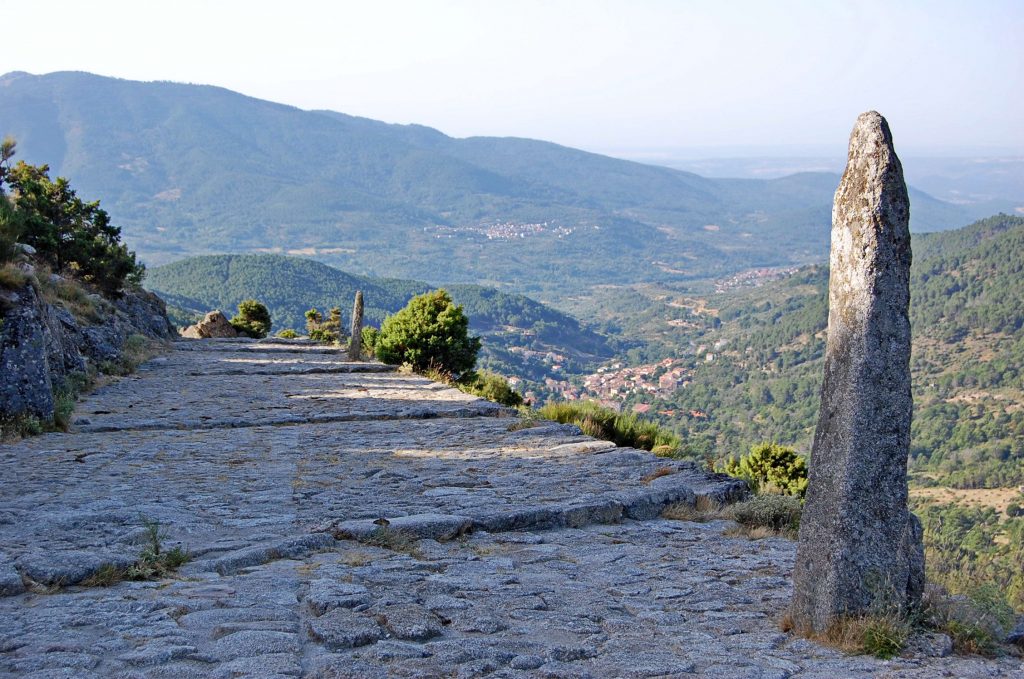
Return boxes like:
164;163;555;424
3;0;1021;156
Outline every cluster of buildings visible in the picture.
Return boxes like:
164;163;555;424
713;266;800;293
580;358;692;403
425;221;576;241
507;346;567;372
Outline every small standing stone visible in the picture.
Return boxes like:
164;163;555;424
790;111;924;633
349;290;364;360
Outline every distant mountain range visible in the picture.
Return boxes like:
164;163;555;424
1;71;1009;299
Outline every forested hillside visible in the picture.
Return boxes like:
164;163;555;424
0;71;1002;299
146;254;615;387
610;214;1024;490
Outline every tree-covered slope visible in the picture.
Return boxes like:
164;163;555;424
146;253;615;385
624;214;1024;489
0;71;1000;297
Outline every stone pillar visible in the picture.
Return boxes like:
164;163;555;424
349;291;363;360
790;111;924;633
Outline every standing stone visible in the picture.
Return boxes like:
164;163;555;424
349;291;363;360
791;111;924;633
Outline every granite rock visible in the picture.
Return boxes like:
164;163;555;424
792;111;923;632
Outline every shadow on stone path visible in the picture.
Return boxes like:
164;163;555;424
1;339;1020;677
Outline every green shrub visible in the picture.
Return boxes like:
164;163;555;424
0;195;22;266
731;494;802;533
0;413;43;441
52;389;77;432
922;583;1015;656
536;400;680;454
1006;502;1023;518
376;289;480;377
361;326;379;358
458;370;523;407
719;442;808;497
230;299;272;338
276;328;299;339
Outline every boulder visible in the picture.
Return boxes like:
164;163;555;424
181;310;237;339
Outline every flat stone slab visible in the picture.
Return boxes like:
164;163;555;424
2;520;1019;677
74;337;494;433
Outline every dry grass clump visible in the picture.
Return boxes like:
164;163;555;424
641;466;676;485
723;524;780;540
779;609;911;659
823;614;913;659
0;262;28;289
362;525;422;558
729;494;802;539
779;582;1017;659
34;268;103;323
662;496;726;523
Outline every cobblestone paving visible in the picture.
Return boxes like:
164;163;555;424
1;339;1020;677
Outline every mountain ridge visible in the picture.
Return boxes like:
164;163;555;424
1;71;1007;299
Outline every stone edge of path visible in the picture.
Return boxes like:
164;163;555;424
0;462;749;592
73;402;515;433
201;467;748;577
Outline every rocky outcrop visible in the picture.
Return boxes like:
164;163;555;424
0;273;175;423
181;310;237;339
791;111;923;632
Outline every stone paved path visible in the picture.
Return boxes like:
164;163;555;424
1;339;1020;677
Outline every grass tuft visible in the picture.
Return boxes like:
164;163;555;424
362;525;422;558
80;518;190;587
815;614;912;659
535;400;681;454
100;334;158;376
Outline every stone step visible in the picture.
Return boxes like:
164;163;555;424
73;403;512;433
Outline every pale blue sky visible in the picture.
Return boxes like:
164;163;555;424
2;0;1021;155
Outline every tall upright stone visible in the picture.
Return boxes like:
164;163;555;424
791;111;924;633
349;291;364;360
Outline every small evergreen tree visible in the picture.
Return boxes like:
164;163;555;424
376;289;480;376
719;442;809;497
305;306;343;344
0;140;144;293
459;370;523;407
230;299;272;338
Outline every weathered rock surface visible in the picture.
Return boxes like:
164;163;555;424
792;111;924;631
181;310;237;339
0;279;174;421
349;290;363;359
1;338;1018;677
